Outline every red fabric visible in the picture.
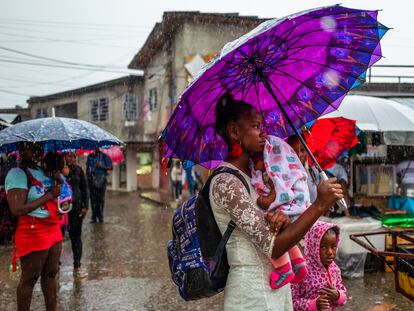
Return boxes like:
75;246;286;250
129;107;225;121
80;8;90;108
12;177;62;269
304;117;358;170
76;146;124;164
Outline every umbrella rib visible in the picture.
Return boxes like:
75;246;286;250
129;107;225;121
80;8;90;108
272;66;341;112
266;76;312;133
274;10;375;41
238;72;257;102
181;91;226;163
279;25;384;51
267;57;365;95
253;73;270;134
257;21;290;64
266;56;367;82
269;9;383;48
282;43;383;58
261;27;298;66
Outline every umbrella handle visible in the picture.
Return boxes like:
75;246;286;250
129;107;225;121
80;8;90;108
320;171;348;212
57;197;73;214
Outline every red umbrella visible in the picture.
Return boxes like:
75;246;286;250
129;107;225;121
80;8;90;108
305;117;358;170
75;146;125;165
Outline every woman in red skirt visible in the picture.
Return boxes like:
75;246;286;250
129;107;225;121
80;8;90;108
6;142;62;311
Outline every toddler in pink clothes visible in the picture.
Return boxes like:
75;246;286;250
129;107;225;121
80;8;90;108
251;135;310;289
291;221;347;311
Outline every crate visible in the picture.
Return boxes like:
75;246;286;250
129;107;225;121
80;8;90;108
395;246;414;301
385;255;395;272
385;232;414;249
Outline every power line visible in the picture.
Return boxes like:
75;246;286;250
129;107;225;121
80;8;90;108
0;58;141;75
0;45;136;69
0;88;34;96
0;23;150;37
0;18;152;33
0;31;143;49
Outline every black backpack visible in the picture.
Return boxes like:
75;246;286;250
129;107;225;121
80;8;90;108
0;167;33;240
167;166;250;301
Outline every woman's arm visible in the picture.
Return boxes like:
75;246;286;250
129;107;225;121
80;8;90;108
266;178;343;259
7;186;61;217
211;173;277;257
79;166;89;209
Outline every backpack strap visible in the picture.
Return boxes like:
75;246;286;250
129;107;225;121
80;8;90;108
18;166;34;190
205;166;251;262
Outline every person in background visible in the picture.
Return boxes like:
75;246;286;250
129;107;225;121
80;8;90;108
325;161;350;217
288;136;319;204
171;161;184;201
64;152;89;279
184;164;196;196
396;159;414;197
6;142;62;311
86;148;112;223
292;221;347;311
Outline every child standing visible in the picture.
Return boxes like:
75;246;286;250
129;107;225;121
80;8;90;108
251;135;310;289
291;221;347;311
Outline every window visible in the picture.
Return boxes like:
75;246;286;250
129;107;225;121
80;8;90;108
35;108;47;118
355;164;396;196
136;152;152;175
122;93;138;120
149;88;157;112
55;102;77;118
89;97;109;122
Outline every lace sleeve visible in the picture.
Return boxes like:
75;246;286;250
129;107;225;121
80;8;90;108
211;172;274;257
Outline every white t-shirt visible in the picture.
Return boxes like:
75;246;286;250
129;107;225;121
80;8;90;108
397;161;414;184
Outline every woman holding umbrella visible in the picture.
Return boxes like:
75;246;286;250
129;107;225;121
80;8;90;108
5;142;62;311
210;95;343;310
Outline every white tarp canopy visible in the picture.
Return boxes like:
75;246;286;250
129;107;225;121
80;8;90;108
322;95;414;145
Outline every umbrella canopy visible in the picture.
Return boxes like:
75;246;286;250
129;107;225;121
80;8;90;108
161;5;388;169
0;117;124;153
321;95;414;145
305;117;358;170
76;145;125;165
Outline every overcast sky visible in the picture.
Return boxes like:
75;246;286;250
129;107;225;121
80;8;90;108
0;0;413;109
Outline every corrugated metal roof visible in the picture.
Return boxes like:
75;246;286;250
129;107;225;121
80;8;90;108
0;113;18;123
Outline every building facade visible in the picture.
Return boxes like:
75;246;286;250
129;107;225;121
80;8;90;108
128;12;266;189
27;75;151;191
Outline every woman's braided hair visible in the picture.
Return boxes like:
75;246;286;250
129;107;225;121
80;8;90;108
215;92;254;146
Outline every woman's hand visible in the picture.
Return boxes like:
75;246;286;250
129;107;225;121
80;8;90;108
314;178;343;214
79;208;88;219
49;184;61;198
316;294;330;311
51;170;63;184
265;210;290;234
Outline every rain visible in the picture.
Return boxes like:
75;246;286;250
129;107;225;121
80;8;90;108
1;1;414;311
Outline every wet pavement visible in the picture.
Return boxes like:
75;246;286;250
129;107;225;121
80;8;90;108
1;191;413;310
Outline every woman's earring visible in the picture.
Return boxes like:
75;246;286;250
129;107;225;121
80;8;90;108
230;141;243;158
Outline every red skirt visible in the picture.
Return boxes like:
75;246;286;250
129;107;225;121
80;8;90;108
14;216;62;259
13;200;62;269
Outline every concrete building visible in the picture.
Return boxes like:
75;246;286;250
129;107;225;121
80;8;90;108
128;11;266;189
27;75;150;192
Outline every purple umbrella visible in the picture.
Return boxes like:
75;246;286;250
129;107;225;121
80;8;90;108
161;5;388;170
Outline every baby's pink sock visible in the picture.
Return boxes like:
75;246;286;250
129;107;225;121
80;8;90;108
291;257;308;284
269;262;294;289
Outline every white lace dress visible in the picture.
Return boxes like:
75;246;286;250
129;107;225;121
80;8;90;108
210;162;293;311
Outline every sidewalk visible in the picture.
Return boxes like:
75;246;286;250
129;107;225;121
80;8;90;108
139;190;190;208
139;189;172;207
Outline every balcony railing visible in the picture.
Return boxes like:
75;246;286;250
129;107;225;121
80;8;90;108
367;65;414;84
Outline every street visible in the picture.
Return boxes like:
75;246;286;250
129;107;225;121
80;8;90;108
0;192;413;310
